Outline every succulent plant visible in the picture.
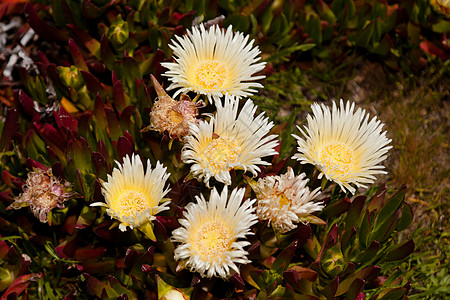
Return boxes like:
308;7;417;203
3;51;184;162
2;0;445;299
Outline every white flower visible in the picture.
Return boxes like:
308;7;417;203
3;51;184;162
171;186;257;279
161;24;266;101
253;167;323;233
92;154;171;232
292;100;392;194
181;95;278;187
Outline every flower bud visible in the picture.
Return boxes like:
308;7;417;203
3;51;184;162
146;76;203;141
320;244;345;278
107;15;129;50
58;66;84;90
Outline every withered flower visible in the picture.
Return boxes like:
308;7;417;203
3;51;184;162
7;168;74;223
145;75;203;141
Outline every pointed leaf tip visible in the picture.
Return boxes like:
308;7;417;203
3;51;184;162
150;75;167;99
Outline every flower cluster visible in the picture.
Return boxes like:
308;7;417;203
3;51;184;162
7;23;392;285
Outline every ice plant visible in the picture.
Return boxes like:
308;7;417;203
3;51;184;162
7;168;74;223
91;154;171;236
292;100;392;194
161;24;266;101
252;167;323;233
171;186;257;279
181;95;278;186
144;75;203;141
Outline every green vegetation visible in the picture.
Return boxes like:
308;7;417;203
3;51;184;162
0;0;448;299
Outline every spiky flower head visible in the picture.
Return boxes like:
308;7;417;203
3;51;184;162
252;167;323;233
145;75;203;141
161;24;266;102
92;154;171;232
171;186;258;279
7;168;74;223
181;95;278;187
292;100;392;194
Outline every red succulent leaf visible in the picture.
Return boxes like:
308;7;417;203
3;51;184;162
384;239;415;262
78;258;115;274
124;248;139;268
230;273;246;291
420;40;450;60
104;107;122;141
63;215;77;235
322;197;351;218
119;107;136;133
322;276;339;299
0;234;10;260
67;24;101;58
25;158;48;171
81;71;105;96
92;179;104;203
152;217;168;241
82;0;112;19
91;152;108;180
155;216;180;231
75;205;97;229
346;278;365;300
46;64;68;95
117;136;132;159
18;90;36;118
24;3;66;42
271;240;298;274
0;108;19;151
82;273;119;298
113;80;126;111
1;170;18;188
51;161;64;178
286;266;317;282
75;246;107;261
68;38;89;71
336;266;381;296
55;106;78;135
367;184;386;212
100;34;115;67
283;269;301;291
316;224;338;261
0;273;42;300
346;196;367;231
96;140;111;165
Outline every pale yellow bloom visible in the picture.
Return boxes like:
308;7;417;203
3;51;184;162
162;24;266;101
171;186;257;278
181;95;278;186
92;154;171;232
293;100;392;194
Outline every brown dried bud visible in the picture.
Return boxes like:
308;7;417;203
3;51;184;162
147;75;203;141
7;168;75;223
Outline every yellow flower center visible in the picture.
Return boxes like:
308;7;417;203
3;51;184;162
119;190;148;218
191;221;232;260
169;110;183;124
203;136;241;173
319;142;354;175
195;60;227;90
277;193;291;209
